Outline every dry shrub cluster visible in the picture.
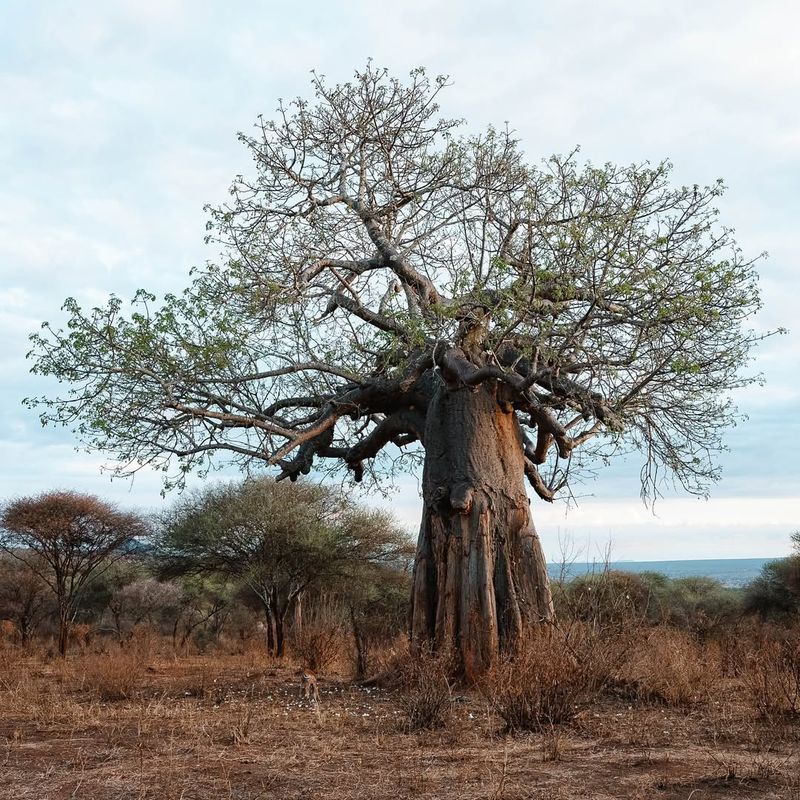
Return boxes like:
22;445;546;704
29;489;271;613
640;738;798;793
0;643;23;691
480;621;729;733
361;633;410;680
741;627;800;717
290;601;348;672
483;628;588;732
556;570;651;628
396;649;453;731
78;627;159;700
0;618;20;644
81;648;146;700
619;627;721;706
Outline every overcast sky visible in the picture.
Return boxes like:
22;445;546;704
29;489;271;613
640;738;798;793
1;0;798;561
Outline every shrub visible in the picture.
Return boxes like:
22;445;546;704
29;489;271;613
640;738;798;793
619;627;720;706
69;623;93;651
396;650;453;731
483;628;590;732
347;569;411;680
82;650;145;700
741;626;800;717
743;556;800;619
557;571;651;629
0;619;19;644
641;573;743;636
290;600;347;673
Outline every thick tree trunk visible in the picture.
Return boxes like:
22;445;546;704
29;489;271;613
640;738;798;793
410;382;554;682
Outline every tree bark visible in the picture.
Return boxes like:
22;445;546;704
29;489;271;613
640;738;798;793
57;606;70;657
350;606;368;681
271;586;286;658
263;606;275;654
292;592;303;633
409;382;554;682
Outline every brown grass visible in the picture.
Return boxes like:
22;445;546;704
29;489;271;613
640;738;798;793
741;628;800;718
483;628;588;732
1;629;799;799
396;649;453;731
290;601;348;673
81;649;146;700
619;626;722;706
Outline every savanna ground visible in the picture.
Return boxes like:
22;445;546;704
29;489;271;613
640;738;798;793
1;622;799;800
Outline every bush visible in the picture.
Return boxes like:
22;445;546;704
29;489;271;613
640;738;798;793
290;600;347;673
483;628;591;732
619;627;720;706
348;569;411;679
396;650;453;731
741;626;800;717
82;650;145;700
641;573;743;635
556;570;651;628
743;557;800;619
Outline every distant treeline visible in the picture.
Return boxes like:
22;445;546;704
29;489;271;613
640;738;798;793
1;483;799;666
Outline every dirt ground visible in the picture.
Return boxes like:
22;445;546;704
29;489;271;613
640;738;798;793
1;650;798;800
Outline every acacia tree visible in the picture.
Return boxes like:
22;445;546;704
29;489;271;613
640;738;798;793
0;556;53;646
106;577;182;644
160;480;336;656
27;67;768;678
0;492;147;655
159;478;410;657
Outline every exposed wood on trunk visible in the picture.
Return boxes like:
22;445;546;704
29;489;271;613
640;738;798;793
410;381;554;682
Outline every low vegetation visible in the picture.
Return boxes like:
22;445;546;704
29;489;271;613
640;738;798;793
2;608;800;799
2;486;799;798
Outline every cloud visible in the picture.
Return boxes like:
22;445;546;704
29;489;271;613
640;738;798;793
1;0;798;560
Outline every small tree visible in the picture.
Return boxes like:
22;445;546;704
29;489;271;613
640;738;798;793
744;558;800;619
0;491;147;655
329;505;414;678
0;555;53;646
159;478;411;657
107;577;183;643
78;557;144;631
346;563;412;680
160;479;335;656
169;576;232;651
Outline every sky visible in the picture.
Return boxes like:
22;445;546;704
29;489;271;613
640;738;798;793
1;0;798;561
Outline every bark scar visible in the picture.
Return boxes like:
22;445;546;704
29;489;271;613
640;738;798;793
450;484;474;515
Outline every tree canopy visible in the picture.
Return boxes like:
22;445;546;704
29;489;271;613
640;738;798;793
26;66;768;502
0;491;147;654
157;477;411;655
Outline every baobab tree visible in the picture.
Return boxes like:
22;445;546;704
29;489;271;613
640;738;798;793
27;66;769;678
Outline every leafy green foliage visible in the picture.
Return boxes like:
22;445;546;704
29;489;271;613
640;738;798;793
744;557;800;618
24;65;775;501
156;477;412;655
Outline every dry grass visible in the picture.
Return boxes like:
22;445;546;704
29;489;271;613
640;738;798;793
619;627;722;706
290;602;347;673
81;649;146;700
482;628;587;732
1;630;799;799
396;649;453;731
741;628;800;718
